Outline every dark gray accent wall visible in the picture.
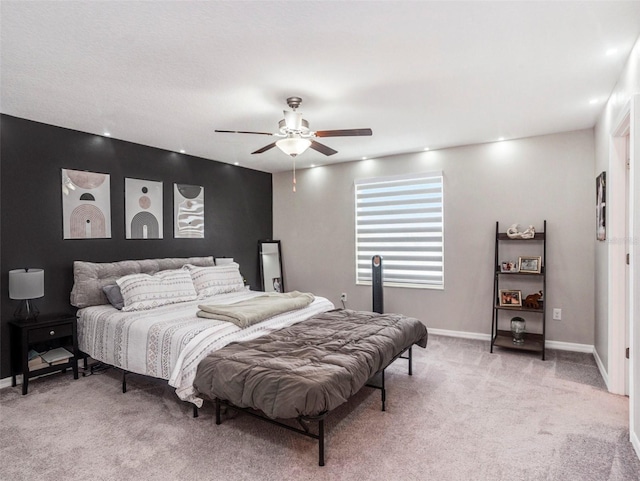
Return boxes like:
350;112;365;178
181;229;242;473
0;115;272;378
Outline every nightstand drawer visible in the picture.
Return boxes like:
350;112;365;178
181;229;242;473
28;323;73;343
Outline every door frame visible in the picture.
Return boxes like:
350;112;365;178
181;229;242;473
608;95;638;458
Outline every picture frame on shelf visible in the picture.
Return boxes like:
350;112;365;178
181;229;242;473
518;256;542;274
499;289;522;307
500;261;519;273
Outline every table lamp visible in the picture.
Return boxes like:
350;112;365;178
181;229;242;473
9;268;44;320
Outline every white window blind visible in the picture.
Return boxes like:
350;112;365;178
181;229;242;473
355;172;444;289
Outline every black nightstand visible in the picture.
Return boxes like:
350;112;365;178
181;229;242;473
10;314;79;395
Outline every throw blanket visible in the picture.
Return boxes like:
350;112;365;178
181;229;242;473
197;291;315;328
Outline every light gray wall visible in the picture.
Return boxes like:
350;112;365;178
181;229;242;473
274;129;595;344
593;37;640;374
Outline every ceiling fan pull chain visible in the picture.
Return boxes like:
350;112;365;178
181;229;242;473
292;159;297;193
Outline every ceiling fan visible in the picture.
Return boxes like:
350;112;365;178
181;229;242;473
215;96;373;158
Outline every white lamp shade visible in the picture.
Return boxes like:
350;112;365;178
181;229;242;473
276;137;311;157
9;269;44;299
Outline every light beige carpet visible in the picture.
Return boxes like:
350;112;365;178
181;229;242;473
1;335;638;481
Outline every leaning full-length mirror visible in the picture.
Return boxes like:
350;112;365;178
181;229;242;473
259;240;284;293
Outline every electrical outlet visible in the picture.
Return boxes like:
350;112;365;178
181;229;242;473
340;293;348;302
553;308;562;320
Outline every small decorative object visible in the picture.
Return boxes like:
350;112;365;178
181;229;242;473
596;172;606;241
523;291;543;309
500;261;519;273
499;289;522;307
9;268;44;320
506;224;536;239
510;317;526;344
518;256;542;274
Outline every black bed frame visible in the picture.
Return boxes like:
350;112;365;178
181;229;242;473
213;345;414;467
82;357;202;418
88;344;414;466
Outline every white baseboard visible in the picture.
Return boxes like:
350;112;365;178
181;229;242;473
545;340;594;353
428;328;490;341
593;347;610;390
429;328;595;354
0;374;21;389
632;429;640;463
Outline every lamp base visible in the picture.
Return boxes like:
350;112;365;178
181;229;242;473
14;299;39;321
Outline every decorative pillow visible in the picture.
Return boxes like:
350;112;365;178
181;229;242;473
185;262;244;297
117;269;198;311
102;284;125;310
70;256;214;308
214;257;234;265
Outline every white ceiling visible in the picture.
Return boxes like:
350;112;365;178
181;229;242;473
2;1;639;173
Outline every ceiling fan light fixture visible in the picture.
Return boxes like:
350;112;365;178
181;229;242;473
276;137;311;157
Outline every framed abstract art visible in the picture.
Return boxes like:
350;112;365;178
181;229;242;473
125;178;163;239
61;168;111;239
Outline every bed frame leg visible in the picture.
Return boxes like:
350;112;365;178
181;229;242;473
215;398;221;425
122;371;127;393
408;346;413;376
193;405;199;418
381;370;386;412
318;419;325;467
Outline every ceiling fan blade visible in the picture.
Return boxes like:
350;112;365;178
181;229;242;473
309;140;338;156
314;128;373;137
252;142;277;154
283;111;303;130
215;130;274;136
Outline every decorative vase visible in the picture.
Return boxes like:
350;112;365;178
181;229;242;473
511;317;526;344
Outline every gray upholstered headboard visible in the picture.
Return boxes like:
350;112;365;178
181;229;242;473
70;257;215;308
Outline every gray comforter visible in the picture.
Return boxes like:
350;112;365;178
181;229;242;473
193;309;428;419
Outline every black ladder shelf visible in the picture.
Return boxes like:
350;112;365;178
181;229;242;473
490;220;547;360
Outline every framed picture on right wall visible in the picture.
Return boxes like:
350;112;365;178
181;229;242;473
596;171;606;241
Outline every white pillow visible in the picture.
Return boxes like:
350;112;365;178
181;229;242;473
117;269;197;311
214;257;234;265
185;262;244;297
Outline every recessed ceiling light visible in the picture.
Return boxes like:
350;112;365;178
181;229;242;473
606;48;618;56
497;137;505;142
234;162;239;165
179;149;185;154
310;164;316;168
423;147;430;151
104;132;111;137
589;99;598;104
362;157;367;160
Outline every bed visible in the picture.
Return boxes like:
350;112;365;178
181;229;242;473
71;257;428;465
72;257;334;407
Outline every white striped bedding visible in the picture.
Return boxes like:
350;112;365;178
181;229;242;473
77;290;335;407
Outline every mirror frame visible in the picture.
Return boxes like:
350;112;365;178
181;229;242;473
258;239;284;292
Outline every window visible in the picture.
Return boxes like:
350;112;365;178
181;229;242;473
355;172;444;289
